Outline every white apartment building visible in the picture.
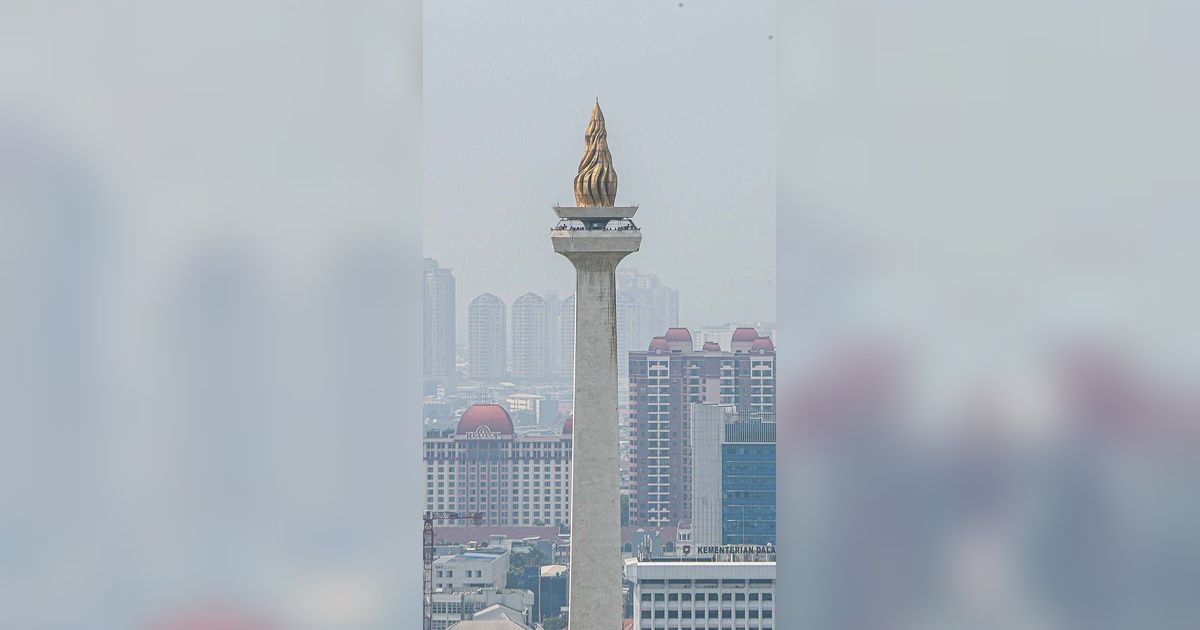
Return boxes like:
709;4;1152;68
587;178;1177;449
432;550;510;591
624;559;776;630
511;292;547;379
469;293;507;381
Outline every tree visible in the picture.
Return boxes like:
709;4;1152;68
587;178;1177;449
507;547;548;579
543;614;567;630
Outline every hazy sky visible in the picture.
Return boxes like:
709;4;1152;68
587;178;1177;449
423;0;776;331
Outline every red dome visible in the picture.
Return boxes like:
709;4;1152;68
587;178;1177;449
702;341;722;351
731;327;760;342
648;337;669;351
751;337;775;352
663;327;692;342
563;414;573;434
456;404;514;436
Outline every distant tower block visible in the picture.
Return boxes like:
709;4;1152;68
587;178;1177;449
552;100;641;630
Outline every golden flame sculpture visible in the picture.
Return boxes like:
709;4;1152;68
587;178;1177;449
573;99;618;207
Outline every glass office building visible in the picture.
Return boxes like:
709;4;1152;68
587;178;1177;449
721;418;776;545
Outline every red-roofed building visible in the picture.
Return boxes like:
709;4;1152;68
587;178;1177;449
663;327;693;345
627;329;775;527
751;337;775;354
426;404;573;527
457;404;516;437
730;327;760;353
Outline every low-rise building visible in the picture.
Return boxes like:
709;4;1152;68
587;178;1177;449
534;564;569;623
447;603;538;629
433;589;535;630
433;550;510;591
623;558;776;630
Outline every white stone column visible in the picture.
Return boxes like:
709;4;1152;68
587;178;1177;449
553;224;640;630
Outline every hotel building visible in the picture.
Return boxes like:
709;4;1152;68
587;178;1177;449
425;404;572;527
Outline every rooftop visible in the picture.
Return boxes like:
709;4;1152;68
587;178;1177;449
457;404;515;436
434;550;508;566
540;564;569;578
446;620;531;630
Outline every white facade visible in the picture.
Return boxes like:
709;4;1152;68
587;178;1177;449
424;429;573;528
511;292;547;379
433;550;511;591
469;293;507;381
431;588;535;630
624;559;777;630
448;603;536;629
642;353;673;527
689;404;735;547
749;357;774;416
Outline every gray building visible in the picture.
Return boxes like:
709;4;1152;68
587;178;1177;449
543;289;561;378
689;404;735;547
617;268;680;353
424;258;457;378
557;294;575;381
511;292;547;379
468;293;506;381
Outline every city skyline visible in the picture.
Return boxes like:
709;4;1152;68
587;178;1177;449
425;266;693;350
424;267;776;385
